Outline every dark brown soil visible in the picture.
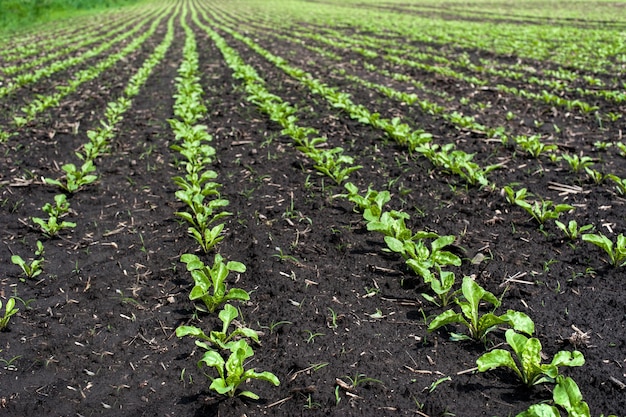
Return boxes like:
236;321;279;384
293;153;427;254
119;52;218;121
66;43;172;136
1;2;625;417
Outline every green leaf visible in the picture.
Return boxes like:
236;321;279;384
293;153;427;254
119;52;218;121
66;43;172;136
238;390;260;400
477;349;521;379
218;304;238;331
406;258;433;281
5;298;16;313
10;255;25;267
501;310;535;335
384;236;404;253
199;350;225;370
551;350;585;369
236;327;259;343
175;211;195;225
553;376;590;417
515;404;561;417
428;309;466;332
582;233;612;252
243;369;281;387
175;325;208;339
180;253;201;267
431;235;455;252
189;285;208;301
506;329;530;357
461;276;500;311
476;313;509;338
226;260;246;273
366;220;387;233
210;378;234;395
520;337;545;384
435;251;462;266
224;288;250;303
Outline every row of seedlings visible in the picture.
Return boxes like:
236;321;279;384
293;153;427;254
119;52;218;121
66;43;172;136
0;13;114;61
194;3;488;405
193;4;361;186
233;16;623;173
229;4;622;131
341;181;605;416
0;0;152;61
0;8;145;79
257;25;624;188
0;3;163;100
201;4;620;415
230;15;626;266
281;26;608;120
171;3;280;399
9;6;178;308
206;13;498;188
1;5;172;142
296;24;625;107
215;3;626;268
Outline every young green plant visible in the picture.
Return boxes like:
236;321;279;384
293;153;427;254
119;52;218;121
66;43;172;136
176;305;279;399
555;220;593;241
517;376;617;417
581;233;626;267
477;329;585;387
180;253;249;313
0;298;19;330
428;276;534;342
11;241;45;280
31;194;76;237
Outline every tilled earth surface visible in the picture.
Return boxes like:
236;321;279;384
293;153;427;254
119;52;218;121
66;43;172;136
1;2;625;417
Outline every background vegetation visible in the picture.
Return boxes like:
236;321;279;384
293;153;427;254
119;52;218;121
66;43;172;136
0;0;141;32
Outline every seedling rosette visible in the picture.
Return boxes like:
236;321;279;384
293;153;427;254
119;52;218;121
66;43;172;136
176;305;279;399
582;233;626;267
515;375;616;417
555;220;593;241
11;241;45;280
516;199;574;225
477;329;585;387
342;182;390;219
181;253;250;313
0;298;19;330
44;161;98;193
385;234;462;282
198;339;280;399
176;304;259;350
428;276;534;342
31;194;76;237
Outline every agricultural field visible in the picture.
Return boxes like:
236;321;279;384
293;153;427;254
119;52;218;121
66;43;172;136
1;0;625;415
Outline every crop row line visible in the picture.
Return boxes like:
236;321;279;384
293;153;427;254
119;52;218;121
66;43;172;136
171;1;280;399
0;0;156;59
329;49;626;263
215;1;624;75
228;20;626;188
0;5;173;143
0;3;165;100
0;8;148;79
0;9;133;62
11;6;178;281
198;5;611;413
198;0;493;324
336;65;626;189
212;6;626;254
207;7;625;414
273;27;610;119
215;5;625;130
297;25;625;102
293;2;624;74
207;10;500;188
